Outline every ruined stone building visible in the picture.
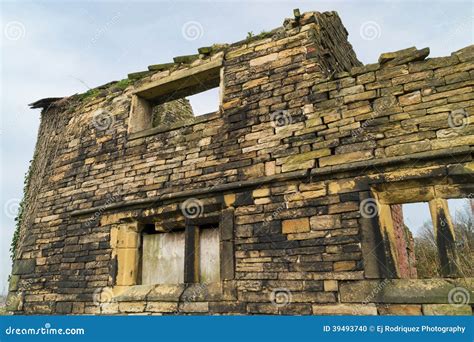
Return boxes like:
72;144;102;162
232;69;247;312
8;10;473;315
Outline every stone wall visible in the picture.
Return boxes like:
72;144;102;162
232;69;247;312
7;10;473;315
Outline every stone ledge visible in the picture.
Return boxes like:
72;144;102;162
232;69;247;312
113;282;237;303
422;304;472;315
340;278;474;304
310;146;472;179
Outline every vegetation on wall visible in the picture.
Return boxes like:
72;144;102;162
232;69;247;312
113;78;132;91
10;160;33;261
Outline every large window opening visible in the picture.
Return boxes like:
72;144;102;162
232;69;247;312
386;198;473;279
128;59;222;134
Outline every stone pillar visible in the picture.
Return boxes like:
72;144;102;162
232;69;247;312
111;222;141;289
128;95;152;133
428;198;459;277
376;202;401;278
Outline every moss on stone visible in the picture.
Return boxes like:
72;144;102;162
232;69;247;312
114;79;132;91
244;30;275;44
77;88;101;101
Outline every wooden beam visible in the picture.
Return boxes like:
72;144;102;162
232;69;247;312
184;225;199;283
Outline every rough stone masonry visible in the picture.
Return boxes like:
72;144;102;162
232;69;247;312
7;10;474;315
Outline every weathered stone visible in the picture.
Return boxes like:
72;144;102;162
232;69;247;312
422;304;472;316
118;302;146;313
324;280;338;292
148;62;175;71
340;279;474;304
173;54;199;64
398;91;421;106
333;261;356;271
179;302;209;313
319;150;373;167
310;215;341;230
250;53;278;67
377;304;422;315
12;259;36;275
312;304;377;315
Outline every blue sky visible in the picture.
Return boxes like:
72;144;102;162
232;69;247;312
0;0;473;294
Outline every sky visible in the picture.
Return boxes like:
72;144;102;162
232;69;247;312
0;0;473;294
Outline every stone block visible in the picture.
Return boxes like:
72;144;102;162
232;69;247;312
12;259;36;275
250;53;278;67
118;302;146;313
282;218;310;234
179;302;209;313
324;280;338;292
8;275;19;292
146;302;178;313
56;302;73;314
312;304;377;315
378;304;422;315
399;91;421;106
319;150;373;167
310;215;342;230
253;188;270;198
334;261;356;271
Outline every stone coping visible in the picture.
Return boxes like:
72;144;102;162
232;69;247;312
340;278;474;304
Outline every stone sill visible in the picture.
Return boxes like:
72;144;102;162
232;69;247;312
340;278;474;304
128;111;221;141
113;282;237;303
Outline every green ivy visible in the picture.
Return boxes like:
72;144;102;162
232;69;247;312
10;160;33;261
